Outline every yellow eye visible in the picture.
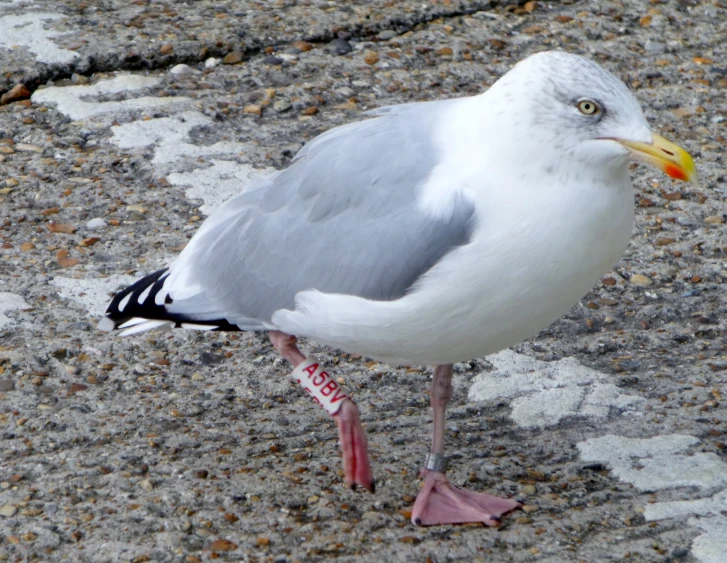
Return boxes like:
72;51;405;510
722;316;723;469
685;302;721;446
577;99;600;115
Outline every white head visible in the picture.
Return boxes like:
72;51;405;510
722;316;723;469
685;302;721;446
484;51;694;184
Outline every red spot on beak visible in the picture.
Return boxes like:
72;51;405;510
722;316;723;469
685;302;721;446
664;163;688;182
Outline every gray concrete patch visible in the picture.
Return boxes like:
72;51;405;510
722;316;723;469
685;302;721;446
577;434;727;492
0;292;29;329
31;75;187;121
0;12;78;65
578;434;727;563
469;350;646;428
51;275;137;317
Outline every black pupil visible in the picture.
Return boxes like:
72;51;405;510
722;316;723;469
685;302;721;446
583;103;592;112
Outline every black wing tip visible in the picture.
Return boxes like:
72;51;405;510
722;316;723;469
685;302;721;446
105;268;170;321
102;268;243;333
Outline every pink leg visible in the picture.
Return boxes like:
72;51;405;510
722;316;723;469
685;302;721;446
269;331;374;492
411;364;521;526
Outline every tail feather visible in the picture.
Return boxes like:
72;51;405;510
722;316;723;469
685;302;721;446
100;268;241;334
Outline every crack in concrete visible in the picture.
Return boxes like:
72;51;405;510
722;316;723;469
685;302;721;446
1;0;504;97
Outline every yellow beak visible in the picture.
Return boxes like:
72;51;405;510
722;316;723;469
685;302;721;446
617;133;696;182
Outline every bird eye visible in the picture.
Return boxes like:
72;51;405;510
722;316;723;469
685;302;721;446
577;99;600;116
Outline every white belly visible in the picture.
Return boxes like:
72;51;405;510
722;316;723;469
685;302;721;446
273;177;634;365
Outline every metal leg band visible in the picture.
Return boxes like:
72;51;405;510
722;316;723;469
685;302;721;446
424;453;448;473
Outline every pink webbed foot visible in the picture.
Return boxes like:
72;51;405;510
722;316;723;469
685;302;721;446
411;469;521;527
334;399;374;492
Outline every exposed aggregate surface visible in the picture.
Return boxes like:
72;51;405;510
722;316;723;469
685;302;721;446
0;0;726;562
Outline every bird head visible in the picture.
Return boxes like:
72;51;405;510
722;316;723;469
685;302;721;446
491;51;695;184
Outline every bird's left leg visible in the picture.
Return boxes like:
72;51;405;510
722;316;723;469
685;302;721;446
411;364;521;526
269;330;374;492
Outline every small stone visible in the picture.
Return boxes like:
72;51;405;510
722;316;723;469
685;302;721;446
139;479;153;491
223;51;243;64
14;143;43;153
86;218;106;230
273;100;292;113
194;469;209;479
302;107;318;116
170;64;198;75
243;105;262;115
205;57;219;68
328;38;352;55
521;484;536;495
79;237;101;247
522;504;539;513
645;40;666;54
0;146;14;154
0;380;14;392
210;538;237;551
336;86;355;98
0;504;17;517
263;55;283;65
704;215;724;224
71;74;89;85
363;52;379;65
630;274;653;286
0;84;30;105
160;43;173;55
278;53;297;62
522;25;544;34
294;41;313;52
654;237;676;246
516;516;532;524
57;248;80;268
377;30;398;40
69;383;88;394
255;537;270;547
47;222;77;234
436;46;454;56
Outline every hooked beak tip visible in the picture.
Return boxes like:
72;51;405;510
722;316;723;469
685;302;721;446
617;133;696;183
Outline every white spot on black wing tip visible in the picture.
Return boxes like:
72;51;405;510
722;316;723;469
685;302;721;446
137;285;152;304
117;293;131;312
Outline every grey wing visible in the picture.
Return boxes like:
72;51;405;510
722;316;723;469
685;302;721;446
165;99;474;327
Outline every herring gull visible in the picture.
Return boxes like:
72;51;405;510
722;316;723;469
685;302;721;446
99;51;695;527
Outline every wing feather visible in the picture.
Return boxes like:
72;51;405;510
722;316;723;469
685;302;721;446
164;99;475;326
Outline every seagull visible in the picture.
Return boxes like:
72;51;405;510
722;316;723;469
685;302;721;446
99;51;695;527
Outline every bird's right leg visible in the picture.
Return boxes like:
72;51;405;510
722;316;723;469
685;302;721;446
269;331;374;492
411;364;520;526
